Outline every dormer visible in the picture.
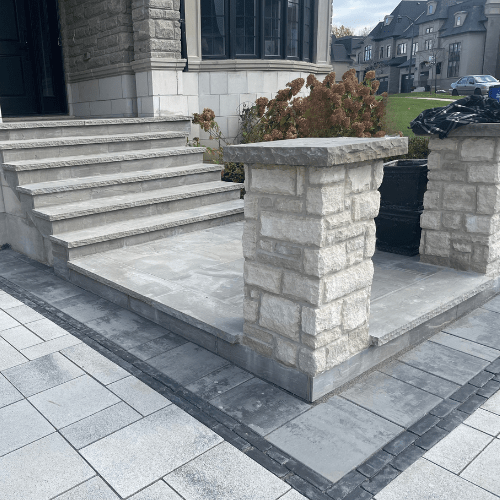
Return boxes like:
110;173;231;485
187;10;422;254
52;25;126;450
454;11;467;26
427;1;437;15
384;15;394;25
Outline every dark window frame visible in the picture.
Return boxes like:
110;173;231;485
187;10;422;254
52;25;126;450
201;0;315;61
447;42;461;77
364;44;372;61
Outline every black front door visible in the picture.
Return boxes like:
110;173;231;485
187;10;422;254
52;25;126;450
0;0;67;117
401;73;414;94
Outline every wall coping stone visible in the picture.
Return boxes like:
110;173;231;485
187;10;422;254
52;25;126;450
224;137;408;167
433;123;500;138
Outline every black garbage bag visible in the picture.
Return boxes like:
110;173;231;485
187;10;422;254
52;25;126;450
410;95;500;139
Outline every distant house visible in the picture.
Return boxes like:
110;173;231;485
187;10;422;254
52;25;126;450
330;35;361;77
347;0;500;93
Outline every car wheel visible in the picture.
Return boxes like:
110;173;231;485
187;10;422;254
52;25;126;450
452;89;458;96
474;88;482;95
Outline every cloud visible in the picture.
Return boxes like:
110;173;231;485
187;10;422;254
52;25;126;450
332;0;401;32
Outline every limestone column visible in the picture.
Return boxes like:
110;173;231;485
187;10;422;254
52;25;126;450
420;125;500;275
224;137;407;399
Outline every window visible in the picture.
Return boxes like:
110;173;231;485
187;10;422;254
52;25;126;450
397;42;407;55
456;15;461;26
380;46;384;59
412;42;418;55
201;0;314;60
424;39;433;50
428;3;434;14
387;44;391;58
425;27;434;33
364;45;372;61
447;42;461;77
357;52;361;63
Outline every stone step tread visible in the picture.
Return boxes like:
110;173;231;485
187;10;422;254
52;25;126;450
0;116;191;130
0;130;186;150
2;146;205;171
17;163;222;195
50;199;244;248
32;181;244;220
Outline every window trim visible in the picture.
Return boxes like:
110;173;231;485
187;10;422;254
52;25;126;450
364;44;372;61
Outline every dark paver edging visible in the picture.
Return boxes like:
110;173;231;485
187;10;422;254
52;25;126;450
2;250;500;500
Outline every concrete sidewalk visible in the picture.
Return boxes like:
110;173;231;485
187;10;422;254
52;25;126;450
0;288;305;500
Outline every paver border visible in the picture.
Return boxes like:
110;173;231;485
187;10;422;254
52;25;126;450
1;250;500;500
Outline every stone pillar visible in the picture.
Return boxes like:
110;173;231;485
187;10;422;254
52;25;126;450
420;124;500;275
224;137;407;400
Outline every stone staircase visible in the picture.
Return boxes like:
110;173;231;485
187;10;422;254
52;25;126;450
0;117;244;275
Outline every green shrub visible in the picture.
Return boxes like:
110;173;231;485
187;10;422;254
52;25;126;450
383;137;430;162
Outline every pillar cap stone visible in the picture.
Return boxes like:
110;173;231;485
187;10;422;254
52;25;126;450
224;137;408;167
444;123;500;138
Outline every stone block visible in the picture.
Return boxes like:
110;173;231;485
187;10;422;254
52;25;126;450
301;328;342;349
425;231;450;257
242;220;257;259
324;260;373;302
373;161;384;189
347;164;372;193
327;221;367;243
452;240;472;253
275;198;303;213
364;221;376;258
468;164;500;183
251;166;296;195
427;152;441;169
421;211;441;230
282;272;322;306
423;190;441;210
298;346;326;376
301;300;342;335
244;261;282;293
243;298;259;323
274;337;299;367
342;289;369;331
443;213;462;230
227;71;248;94
306;185;344;215
325;211;351;229
297;167;306;196
461;138;496;161
303;244;347;277
308;166;345;185
260;212;324;246
477;185;500;215
348;325;370;354
443;184;476;212
243;194;258;219
325;335;350;368
259;294;300;340
429;138;458;151
351;191;380;221
465;215;495;235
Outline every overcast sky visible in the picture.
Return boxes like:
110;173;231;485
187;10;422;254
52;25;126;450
331;0;402;34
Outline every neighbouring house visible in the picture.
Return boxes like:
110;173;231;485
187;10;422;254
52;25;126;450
347;0;500;93
0;0;333;140
330;35;357;76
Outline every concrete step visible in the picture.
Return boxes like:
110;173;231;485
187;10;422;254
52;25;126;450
2;147;206;184
0;116;191;141
52;199;244;263
18;164;223;208
0;131;187;162
33;181;244;234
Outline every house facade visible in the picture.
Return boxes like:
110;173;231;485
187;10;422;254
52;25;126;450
351;0;500;93
0;0;333;139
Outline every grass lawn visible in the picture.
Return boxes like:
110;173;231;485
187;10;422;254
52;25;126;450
384;95;451;137
389;91;458;100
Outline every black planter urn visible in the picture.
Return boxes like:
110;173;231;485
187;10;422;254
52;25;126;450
375;159;429;256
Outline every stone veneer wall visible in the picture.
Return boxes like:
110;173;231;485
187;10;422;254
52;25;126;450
420;124;500;275
224;136;408;400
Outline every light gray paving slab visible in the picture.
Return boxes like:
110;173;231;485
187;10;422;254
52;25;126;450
0;373;23;408
29;374;120;428
0;399;55;456
379;360;459;399
129;481;183;500
0;433;95;500
0;310;21;332
24;318;68;340
423;424;493;474
2;352;84;397
186;364;254;401
107;376;170;416
397;341;489;384
444;308;500;350
61;343;128;385
20;334;81;359
461;439;500;496
165;441;290;500
279;491;308;500
148;342;230;386
80;405;223;498
211;378;310;435
374;457;497;500
481;390;500;416
128;333;187;361
51;292;122;323
341;371;442;427
481;294;500;314
87;309;167;350
4;305;44;325
53;477;119;500
267;396;402;483
464;408;500;436
429;331;500;361
60;401;141;449
0;336;28;371
0;325;43;350
0;293;23;309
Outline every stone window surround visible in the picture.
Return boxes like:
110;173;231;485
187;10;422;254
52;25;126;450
427;1;437;15
454;11;467;26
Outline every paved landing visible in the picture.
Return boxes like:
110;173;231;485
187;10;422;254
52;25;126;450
0;287;303;500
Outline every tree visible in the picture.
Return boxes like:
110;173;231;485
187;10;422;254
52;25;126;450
332;25;355;37
358;26;374;37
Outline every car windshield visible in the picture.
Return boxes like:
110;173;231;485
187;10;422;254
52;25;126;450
475;76;498;83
